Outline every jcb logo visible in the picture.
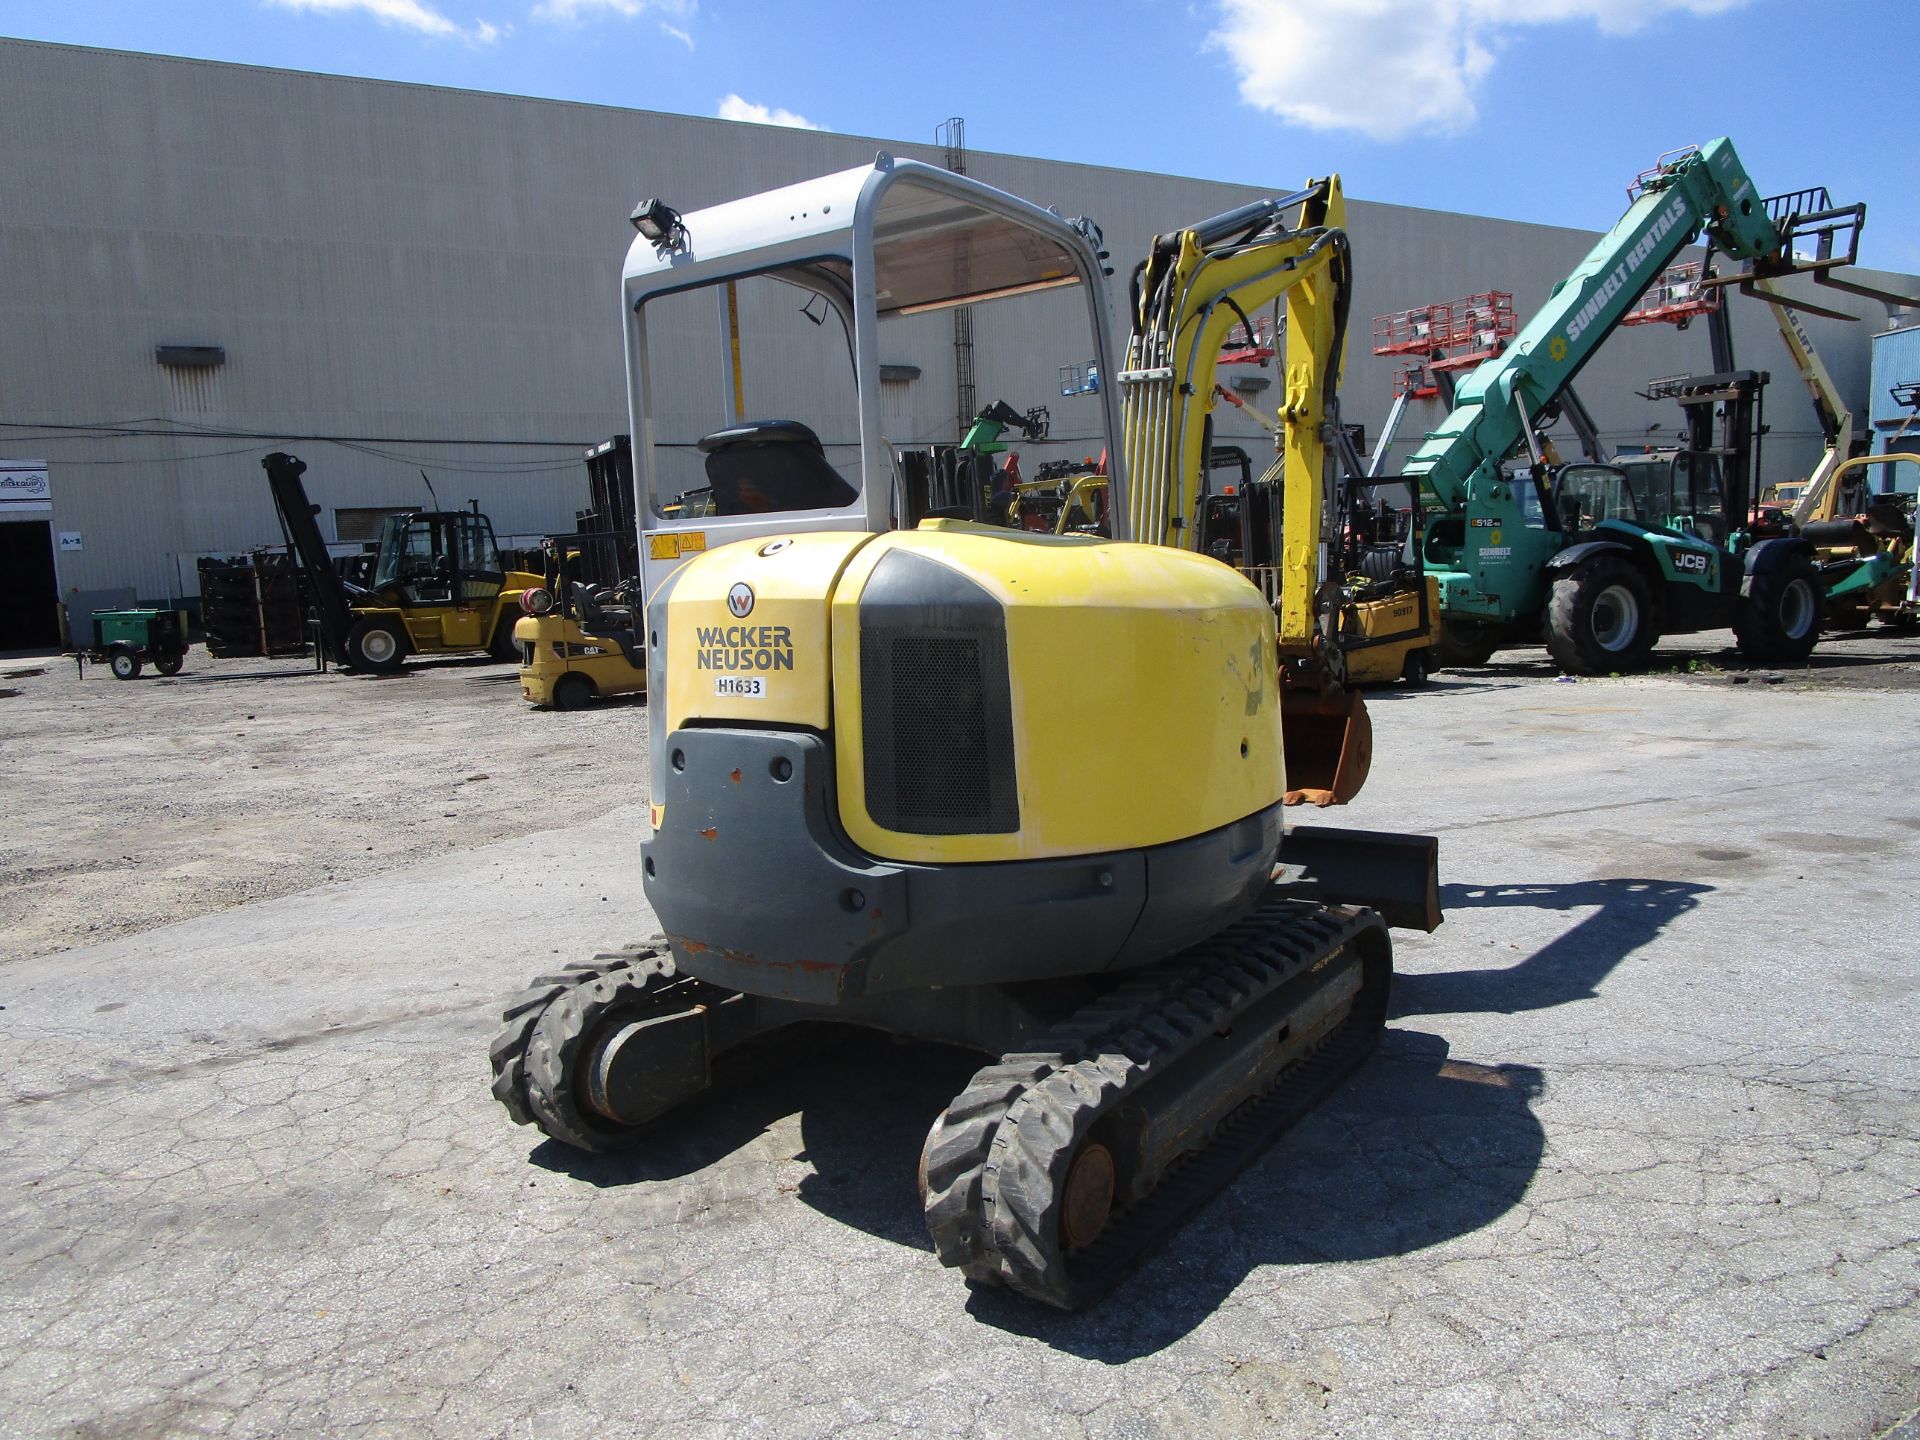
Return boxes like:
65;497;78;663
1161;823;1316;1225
1674;551;1710;575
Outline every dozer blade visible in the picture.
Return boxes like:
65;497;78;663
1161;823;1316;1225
1281;686;1372;806
1274;823;1443;933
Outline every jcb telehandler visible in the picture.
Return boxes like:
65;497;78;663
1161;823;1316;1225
1401;139;1915;673
489;163;1439;1308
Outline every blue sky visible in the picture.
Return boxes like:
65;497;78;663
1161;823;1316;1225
8;0;1917;271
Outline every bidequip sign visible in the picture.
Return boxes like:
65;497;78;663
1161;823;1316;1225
0;461;51;516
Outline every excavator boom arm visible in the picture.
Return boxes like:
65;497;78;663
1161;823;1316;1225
1120;177;1351;650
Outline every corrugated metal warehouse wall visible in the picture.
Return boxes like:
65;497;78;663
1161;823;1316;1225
2;37;1915;613
1870;324;1920;455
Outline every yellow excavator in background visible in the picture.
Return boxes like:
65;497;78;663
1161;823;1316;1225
1120;184;1429;802
488;160;1441;1309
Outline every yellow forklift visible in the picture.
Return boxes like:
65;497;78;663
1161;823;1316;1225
261;453;539;672
513;539;647;709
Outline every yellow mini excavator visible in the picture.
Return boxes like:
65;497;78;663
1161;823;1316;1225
488;162;1440;1308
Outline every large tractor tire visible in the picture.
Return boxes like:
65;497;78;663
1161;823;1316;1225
344;617;408;674
1735;556;1823;663
1545;554;1657;675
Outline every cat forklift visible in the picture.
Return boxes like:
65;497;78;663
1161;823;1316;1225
512;538;647;709
488;162;1440;1308
260;453;539;672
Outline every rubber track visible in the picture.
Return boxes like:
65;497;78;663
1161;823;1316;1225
487;940;711;1150
922;898;1385;1309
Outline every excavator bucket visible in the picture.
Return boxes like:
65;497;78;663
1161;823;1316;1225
1281;687;1373;807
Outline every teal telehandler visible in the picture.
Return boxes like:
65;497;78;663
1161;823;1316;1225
1402;138;1914;673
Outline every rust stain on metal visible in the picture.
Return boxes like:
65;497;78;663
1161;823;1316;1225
749;954;842;975
668;935;837;977
697;826;718;841
729;768;742;784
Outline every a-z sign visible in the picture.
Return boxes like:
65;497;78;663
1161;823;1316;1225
0;461;51;516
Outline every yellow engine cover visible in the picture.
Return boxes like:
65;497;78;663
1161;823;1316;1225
659;522;1284;866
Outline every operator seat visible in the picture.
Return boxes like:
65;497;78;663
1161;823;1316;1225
697;420;856;516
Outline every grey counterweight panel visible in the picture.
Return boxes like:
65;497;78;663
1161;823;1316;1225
640;725;1282;1006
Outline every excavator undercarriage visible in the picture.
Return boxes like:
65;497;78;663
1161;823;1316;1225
492;893;1402;1308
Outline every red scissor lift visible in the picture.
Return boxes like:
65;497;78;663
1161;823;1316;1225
1218;313;1276;367
1372;291;1516;396
1621;261;1721;327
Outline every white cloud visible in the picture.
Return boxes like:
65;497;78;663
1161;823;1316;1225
532;0;693;19
716;94;821;130
661;21;693;49
1209;0;1751;142
266;0;503;43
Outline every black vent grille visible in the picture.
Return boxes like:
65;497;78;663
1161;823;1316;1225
858;551;1019;836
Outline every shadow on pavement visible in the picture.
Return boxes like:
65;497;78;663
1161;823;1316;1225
1435;637;1915;684
1394;876;1711;1018
1359;673;1531;701
528;1028;971;1240
956;1030;1543;1359
530;876;1699;1357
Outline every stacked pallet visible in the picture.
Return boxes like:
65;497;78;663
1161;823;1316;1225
197;550;309;657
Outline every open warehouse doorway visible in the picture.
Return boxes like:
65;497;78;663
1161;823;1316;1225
1;460;61;651
0;519;61;651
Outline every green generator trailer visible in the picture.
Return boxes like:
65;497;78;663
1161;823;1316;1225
83;608;189;680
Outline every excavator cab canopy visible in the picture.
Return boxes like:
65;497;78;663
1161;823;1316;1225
622;158;1129;596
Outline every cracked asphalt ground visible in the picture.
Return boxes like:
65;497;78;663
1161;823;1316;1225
2;633;1917;1439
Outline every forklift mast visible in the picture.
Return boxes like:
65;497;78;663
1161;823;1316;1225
261;452;354;664
1636;369;1768;532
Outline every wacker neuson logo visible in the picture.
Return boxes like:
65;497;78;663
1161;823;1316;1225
1564;193;1690;346
695;625;794;671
